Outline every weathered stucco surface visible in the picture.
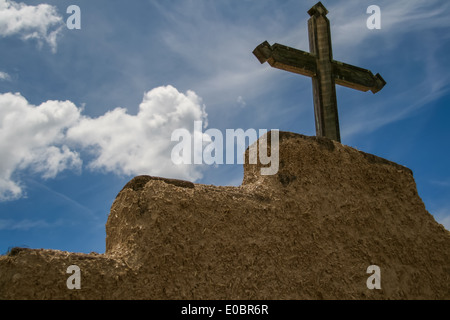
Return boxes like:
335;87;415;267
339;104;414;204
1;132;449;299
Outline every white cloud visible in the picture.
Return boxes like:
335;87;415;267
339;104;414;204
0;71;11;81
67;85;208;180
0;92;82;200
0;0;64;52
0;86;208;201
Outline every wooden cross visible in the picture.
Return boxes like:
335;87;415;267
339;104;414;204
253;2;386;142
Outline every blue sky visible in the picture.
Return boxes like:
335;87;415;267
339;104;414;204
0;0;449;254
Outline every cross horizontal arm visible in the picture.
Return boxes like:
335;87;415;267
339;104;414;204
332;61;386;94
253;41;317;78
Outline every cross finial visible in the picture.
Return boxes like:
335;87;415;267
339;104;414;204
307;2;328;17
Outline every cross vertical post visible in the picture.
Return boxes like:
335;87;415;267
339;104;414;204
308;3;339;141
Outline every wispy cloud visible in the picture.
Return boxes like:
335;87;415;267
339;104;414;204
333;0;450;141
438;214;450;231
438;216;450;231
148;0;291;108
0;0;64;52
0;218;62;231
0;71;11;81
149;0;450;139
26;178;97;220
433;207;450;231
237;96;246;108
331;0;450;53
341;70;450;140
430;180;450;187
